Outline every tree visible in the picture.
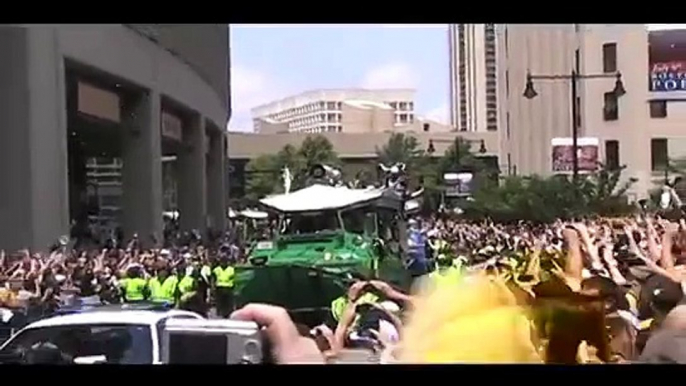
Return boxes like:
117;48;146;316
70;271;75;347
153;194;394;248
462;164;637;223
376;133;424;167
245;154;281;200
438;138;484;175
299;135;339;168
244;135;340;199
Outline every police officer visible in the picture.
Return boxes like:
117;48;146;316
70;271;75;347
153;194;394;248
176;265;209;317
148;265;178;304
212;255;236;318
119;265;148;303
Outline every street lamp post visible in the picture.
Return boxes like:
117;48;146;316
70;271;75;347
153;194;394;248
523;53;626;183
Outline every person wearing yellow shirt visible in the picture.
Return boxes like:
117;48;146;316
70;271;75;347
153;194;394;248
147;266;178;305
212;256;236;318
119;266;148;303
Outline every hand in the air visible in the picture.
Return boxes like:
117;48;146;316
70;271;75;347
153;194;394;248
231;303;325;364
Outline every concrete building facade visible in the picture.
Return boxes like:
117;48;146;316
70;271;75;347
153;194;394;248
498;24;686;198
448;24;499;133
251;89;416;133
0;25;229;251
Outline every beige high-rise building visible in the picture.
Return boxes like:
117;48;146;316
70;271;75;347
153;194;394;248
448;24;498;132
498;24;686;199
251;89;417;134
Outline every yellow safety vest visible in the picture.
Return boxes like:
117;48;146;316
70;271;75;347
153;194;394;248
122;277;147;302
331;296;347;321
178;276;195;294
428;266;462;288
213;266;235;288
149;276;178;303
330;292;380;322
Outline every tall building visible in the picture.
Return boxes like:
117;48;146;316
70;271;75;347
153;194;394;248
0;25;230;250
448;24;499;132
251;89;416;133
498;24;686;199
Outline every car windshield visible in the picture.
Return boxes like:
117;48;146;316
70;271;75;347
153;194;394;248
0;324;153;364
282;211;341;235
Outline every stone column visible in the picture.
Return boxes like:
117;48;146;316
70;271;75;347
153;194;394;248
177;113;207;233
0;26;69;251
122;89;163;245
206;126;227;232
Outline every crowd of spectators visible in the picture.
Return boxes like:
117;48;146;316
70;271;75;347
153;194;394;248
5;212;686;364
301;214;686;363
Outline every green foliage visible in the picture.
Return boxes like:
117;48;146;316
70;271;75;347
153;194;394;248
245;135;340;199
462;164;637;223
245;154;281;200
376;133;424;167
438;138;485;175
375;133;428;187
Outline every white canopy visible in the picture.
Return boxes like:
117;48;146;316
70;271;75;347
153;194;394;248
228;208;269;219
260;184;384;213
240;209;269;219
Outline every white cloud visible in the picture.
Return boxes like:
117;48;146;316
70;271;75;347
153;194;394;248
424;102;449;124
361;62;419;89
227;65;291;132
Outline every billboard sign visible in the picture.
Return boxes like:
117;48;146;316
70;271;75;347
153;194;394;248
551;137;599;173
443;172;473;197
650;61;686;92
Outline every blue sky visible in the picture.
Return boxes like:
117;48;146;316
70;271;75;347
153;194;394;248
228;24;449;131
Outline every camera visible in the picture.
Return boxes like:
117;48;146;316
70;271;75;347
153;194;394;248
162;318;270;364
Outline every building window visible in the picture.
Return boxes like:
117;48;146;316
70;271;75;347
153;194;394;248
650;100;667;118
399;114;408;123
327;102;337;110
651;138;668;171
603;92;618;121
408;102;414;111
605;140;620;170
408;114;414;123
602;43;617;73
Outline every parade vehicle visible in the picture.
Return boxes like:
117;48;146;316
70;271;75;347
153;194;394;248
234;163;420;326
0;304;202;364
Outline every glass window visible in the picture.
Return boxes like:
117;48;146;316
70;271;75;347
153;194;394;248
602;43;617;73
650;100;667;118
651;138;668;171
0;324;153;364
603;92;618;121
605;140;620;170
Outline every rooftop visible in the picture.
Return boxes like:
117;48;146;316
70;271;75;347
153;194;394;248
251;88;415;115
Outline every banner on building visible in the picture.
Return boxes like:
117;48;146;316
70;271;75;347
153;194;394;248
650;61;686;92
551;137;599;173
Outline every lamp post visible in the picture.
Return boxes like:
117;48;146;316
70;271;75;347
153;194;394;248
523;53;626;183
427;137;487;165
